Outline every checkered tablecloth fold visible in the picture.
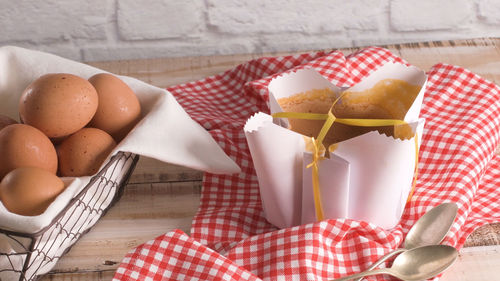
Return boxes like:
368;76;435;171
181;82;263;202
113;229;260;281
115;47;500;281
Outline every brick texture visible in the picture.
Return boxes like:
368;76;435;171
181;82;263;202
0;0;108;43
207;0;382;34
0;0;499;61
390;0;473;31
117;0;204;40
479;0;500;25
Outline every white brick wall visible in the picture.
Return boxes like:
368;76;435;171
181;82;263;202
391;0;473;31
1;0;499;62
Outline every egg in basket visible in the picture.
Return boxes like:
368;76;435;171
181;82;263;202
0;46;240;281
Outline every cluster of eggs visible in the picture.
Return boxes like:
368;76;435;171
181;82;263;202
0;73;141;216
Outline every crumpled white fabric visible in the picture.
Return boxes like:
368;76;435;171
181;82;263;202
0;46;240;233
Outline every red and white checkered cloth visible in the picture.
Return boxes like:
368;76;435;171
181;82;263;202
114;47;500;281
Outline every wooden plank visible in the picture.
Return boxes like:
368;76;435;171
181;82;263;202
465;223;500;247
40;38;500;280
43;271;115;281
129;156;203;184
440;245;500;281
46;180;201;276
394;39;500;85
88;38;500;88
43;245;500;281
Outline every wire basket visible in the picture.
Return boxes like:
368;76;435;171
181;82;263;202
0;151;139;281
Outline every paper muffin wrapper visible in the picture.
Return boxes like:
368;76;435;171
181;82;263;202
245;62;427;229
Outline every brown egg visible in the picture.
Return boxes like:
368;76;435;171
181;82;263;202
57;128;116;177
0;167;65;216
0;124;58;179
19;73;98;138
0;114;17;130
88;73;141;141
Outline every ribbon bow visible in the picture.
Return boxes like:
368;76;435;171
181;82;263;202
272;93;419;221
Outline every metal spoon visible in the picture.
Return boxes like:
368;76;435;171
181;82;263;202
330;244;458;281
353;202;458;281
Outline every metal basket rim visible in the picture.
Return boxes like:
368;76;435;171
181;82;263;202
0;151;140;239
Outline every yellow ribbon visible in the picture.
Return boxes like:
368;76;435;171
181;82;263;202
272;98;419;221
306;138;326;221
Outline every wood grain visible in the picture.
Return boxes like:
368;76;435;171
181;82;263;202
440;245;500;281
41;38;500;280
88;38;500;88
465;223;500;247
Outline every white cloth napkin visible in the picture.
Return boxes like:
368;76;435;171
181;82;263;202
0;46;240;233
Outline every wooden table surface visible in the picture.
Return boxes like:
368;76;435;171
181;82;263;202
42;38;500;281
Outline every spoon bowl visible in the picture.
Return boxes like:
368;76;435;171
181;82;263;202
389;245;458;280
354;202;458;281
331;244;458;281
404;202;458;249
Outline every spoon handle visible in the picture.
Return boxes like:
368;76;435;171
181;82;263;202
329;268;391;281
352;248;405;281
